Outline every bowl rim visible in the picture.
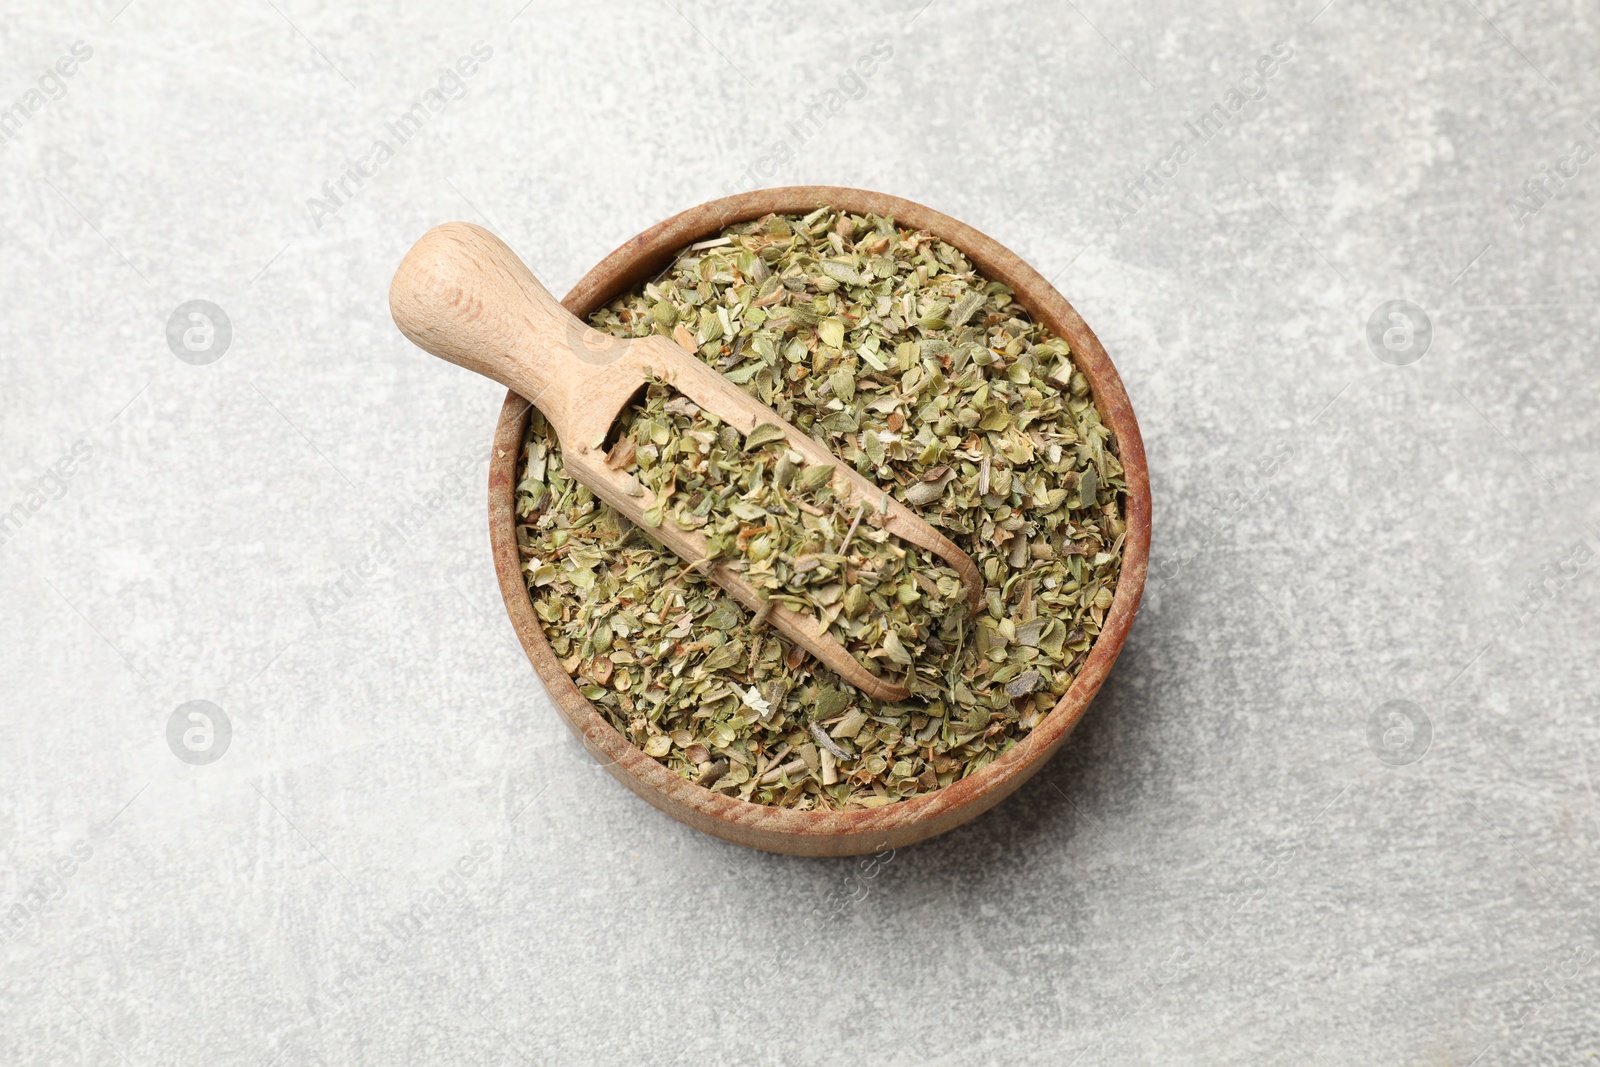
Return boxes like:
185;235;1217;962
486;186;1150;856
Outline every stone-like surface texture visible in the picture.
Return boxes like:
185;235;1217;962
1;1;1596;1064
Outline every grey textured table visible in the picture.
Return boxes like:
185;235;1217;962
2;2;1597;1064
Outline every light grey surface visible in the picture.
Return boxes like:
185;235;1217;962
2;1;1597;1063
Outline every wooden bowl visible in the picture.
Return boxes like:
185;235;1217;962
487;187;1150;856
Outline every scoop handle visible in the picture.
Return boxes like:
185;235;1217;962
389;222;604;437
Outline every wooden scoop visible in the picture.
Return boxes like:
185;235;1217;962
390;222;982;702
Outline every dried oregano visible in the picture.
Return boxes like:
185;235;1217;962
515;206;1125;809
603;388;970;683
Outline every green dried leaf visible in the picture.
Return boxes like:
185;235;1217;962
744;423;788;450
817;317;848;349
